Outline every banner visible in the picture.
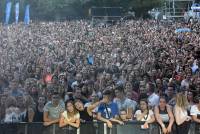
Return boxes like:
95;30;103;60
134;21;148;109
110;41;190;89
5;1;12;25
15;2;19;24
24;4;30;25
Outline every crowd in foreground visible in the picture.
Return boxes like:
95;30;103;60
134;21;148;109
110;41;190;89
0;20;200;134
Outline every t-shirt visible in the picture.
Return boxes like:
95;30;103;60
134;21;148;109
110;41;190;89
98;102;119;119
4;107;22;123
190;105;200;118
43;100;65;120
113;98;137;112
62;111;80;123
134;110;154;122
148;93;159;107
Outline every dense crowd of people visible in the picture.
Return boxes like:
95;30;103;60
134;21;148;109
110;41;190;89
0;20;200;134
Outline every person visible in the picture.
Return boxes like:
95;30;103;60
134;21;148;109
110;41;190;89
134;99;155;129
4;96;21;123
33;95;46;122
147;82;159;107
174;93;191;134
97;89;124;128
43;92;65;126
190;95;200;123
154;96;174;134
114;86;137;119
74;97;107;122
59;100;80;128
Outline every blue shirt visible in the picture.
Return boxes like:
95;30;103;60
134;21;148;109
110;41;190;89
98;102;119;119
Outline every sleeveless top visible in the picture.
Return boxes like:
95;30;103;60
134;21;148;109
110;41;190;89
159;106;169;123
79;107;93;122
62;111;80;123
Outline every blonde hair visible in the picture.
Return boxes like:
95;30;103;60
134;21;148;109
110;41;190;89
175;93;189;109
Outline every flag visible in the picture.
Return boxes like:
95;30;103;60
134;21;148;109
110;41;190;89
5;1;12;25
24;4;30;25
15;2;19;24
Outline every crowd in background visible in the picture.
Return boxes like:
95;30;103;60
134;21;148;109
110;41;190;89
0;20;200;134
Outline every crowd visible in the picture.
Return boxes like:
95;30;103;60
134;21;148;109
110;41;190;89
0;20;200;134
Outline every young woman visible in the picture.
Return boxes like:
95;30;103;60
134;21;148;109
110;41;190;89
134;99;155;129
174;93;191;134
33;95;46;122
190;95;200;123
154;96;174;134
59;100;80;128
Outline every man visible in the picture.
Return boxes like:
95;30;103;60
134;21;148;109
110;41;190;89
97;89;123;128
147;82;159;107
43;92;65;126
165;85;176;107
114;86;137;119
9;80;23;97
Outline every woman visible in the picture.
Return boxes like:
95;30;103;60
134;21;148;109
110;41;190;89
59;100;80;128
75;96;107;122
33;95;46;122
4;96;21;123
174;93;191;134
155;96;174;134
190;95;200;123
187;91;194;109
134;99;155;129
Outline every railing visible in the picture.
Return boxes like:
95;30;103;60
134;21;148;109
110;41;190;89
0;121;200;134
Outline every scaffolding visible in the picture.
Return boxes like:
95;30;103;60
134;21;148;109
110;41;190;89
164;0;195;18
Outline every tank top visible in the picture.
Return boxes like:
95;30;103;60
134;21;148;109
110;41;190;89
79;107;93;122
159;106;169;123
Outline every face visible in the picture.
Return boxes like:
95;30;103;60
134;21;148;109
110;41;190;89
16;96;25;107
115;90;122;98
52;94;59;105
0;96;7;105
75;101;84;111
38;97;46;105
120;111;127;121
167;87;174;96
159;98;166;108
187;92;193;101
67;102;74;113
140;101;148;111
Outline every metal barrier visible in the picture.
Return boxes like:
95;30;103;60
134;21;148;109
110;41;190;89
0;121;200;134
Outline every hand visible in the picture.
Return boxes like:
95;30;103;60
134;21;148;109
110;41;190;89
107;121;113;128
186;116;191;121
143;122;149;129
162;126;167;134
167;125;172;133
118;121;124;125
43;122;52;126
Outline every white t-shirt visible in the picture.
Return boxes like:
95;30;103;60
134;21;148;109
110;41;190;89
148;93;159;107
190;105;200;116
134;110;154;121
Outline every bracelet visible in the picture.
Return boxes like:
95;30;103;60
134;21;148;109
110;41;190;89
161;123;165;128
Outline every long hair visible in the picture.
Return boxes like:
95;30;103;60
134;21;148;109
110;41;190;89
5;96;17;108
175;93;189;110
65;100;79;117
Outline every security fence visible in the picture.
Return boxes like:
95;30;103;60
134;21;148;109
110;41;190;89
0;121;200;134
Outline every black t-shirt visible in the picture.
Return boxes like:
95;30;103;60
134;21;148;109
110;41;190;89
79;107;93;122
33;106;43;122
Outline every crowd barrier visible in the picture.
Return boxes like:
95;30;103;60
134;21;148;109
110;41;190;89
0;121;200;134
